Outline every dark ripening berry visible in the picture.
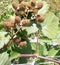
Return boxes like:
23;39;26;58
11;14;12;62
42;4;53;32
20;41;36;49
12;1;18;10
21;19;30;26
15;16;21;24
36;15;45;22
18;41;27;47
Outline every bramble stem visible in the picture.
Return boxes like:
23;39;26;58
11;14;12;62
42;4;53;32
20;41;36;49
20;54;60;64
35;36;38;53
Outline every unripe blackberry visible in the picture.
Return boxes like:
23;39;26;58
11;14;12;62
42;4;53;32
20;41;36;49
33;9;38;15
13;37;21;45
18;41;27;47
36;15;45;22
19;11;26;16
36;2;43;9
24;2;32;9
12;1;18;10
15;16;21;24
24;2;30;7
20;1;31;9
21;19;30;26
26;1;36;9
30;0;36;7
15;11;19;16
4;19;15;29
18;2;26;11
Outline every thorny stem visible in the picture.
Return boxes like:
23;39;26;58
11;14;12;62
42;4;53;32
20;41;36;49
20;54;60;64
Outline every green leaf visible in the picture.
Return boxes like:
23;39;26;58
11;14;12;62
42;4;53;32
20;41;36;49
37;43;48;56
43;44;48;56
0;32;10;49
0;32;7;38
0;52;11;65
37;44;44;56
31;43;44;56
10;51;20;60
42;12;59;39
0;22;4;30
38;38;52;45
37;1;49;15
56;12;60;19
23;23;38;35
48;48;59;57
31;42;36;51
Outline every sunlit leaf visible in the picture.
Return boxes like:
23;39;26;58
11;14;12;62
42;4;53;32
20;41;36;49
42;12;59;39
23;23;38;35
48;48;59;57
31;42;36;51
37;1;50;15
0;32;10;49
0;52;11;65
10;51;20;60
43;44;48;56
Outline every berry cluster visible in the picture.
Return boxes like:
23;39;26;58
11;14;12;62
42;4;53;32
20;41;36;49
13;37;27;47
4;0;44;29
4;0;45;47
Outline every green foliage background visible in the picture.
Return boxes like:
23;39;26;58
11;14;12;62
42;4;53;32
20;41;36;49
0;0;60;65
